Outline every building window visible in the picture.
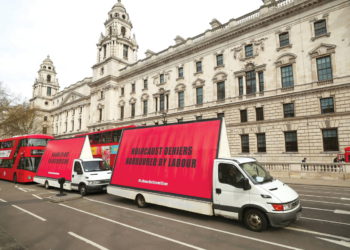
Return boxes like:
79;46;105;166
178;67;184;78
160;94;165;111
196;87;203;105
120;106;124;120
196;115;202;121
317;56;333;81
123;44;128;59
217;81;225;100
100;91;104;99
314;19;327;37
238;77;243;96
121;26;126;36
44;116;48;121
47;75;51;82
258;72;264;92
217;112;224;118
178;91;184;108
285;131;298;152
256;107;264;121
177;118;183;123
98;108;103;121
71;120;74;131
320;97;334;114
281;65;294;88
196;61;202;73
257;133;266;153
143;79;148;90
241;134;249;153
322;128;339;151
283;103;295;118
240;109;248;123
216;54;223;66
103;44;107;59
245;44;253;58
47;87;52;96
246;71;256;94
279;32;290;47
131;103;135;117
160;74;165;84
43;127;47;134
78;118;82;130
131;83;135;93
121;87;125;96
143;100;148;115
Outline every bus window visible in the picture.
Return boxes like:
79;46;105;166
20;139;49;147
112;131;122;143
1;141;13;148
90;134;101;144
18;157;41;172
0;159;14;168
102;132;112;143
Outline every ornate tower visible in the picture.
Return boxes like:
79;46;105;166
92;0;138;81
32;55;60;102
30;55;60;135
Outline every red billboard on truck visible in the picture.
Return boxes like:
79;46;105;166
110;119;224;200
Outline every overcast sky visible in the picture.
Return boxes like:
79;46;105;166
0;0;263;101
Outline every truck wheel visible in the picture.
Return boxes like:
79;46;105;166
244;209;268;232
135;194;147;208
13;174;17;184
79;184;88;196
44;181;50;189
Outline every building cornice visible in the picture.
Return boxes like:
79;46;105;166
117;0;335;81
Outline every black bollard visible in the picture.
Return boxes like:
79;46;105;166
56;177;66;197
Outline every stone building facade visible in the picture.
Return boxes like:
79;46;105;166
30;0;350;163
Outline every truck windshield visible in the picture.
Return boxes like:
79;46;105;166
82;160;111;172
240;162;273;184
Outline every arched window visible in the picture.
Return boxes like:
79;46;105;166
47;75;51;82
109;26;112;36
121;26;126;37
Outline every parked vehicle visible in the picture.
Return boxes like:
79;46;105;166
75;125;135;168
34;136;111;195
107;118;301;231
0;134;53;183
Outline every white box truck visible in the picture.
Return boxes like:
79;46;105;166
34;136;112;196
107;119;301;231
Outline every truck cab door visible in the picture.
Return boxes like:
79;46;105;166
213;161;250;220
72;161;84;189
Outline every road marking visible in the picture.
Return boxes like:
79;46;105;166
301;199;350;206
317;237;350;248
295;190;350;196
0;198;7;202
60;204;205;250
32;194;43;200
341;197;350;201
12;205;46;222
286;227;350;241
300;194;344;199
68;232;109;250
334;209;350;215
301;216;350;226
303;207;350;215
83;198;302;250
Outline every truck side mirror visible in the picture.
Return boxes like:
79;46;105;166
243;178;251;191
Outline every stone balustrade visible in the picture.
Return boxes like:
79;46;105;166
261;162;350;180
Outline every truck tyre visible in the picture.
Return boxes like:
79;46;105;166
44;181;50;189
13;174;17;184
244;209;268;232
79;184;88;196
135;194;147;208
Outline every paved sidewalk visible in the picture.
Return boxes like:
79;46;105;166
279;177;350;187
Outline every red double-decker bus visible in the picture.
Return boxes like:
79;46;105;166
75;125;135;168
0;134;54;183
